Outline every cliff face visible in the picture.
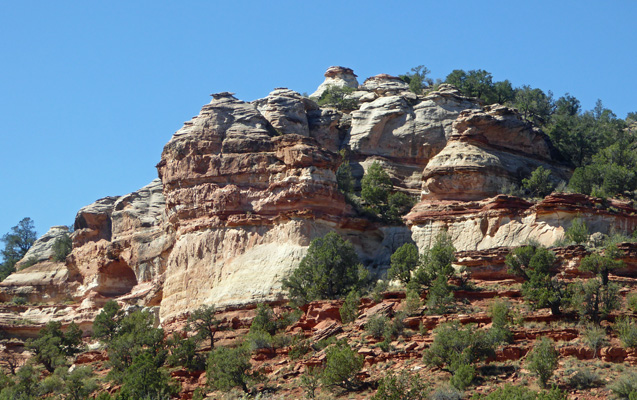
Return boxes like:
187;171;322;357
4;66;637;328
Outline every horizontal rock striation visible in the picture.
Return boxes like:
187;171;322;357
7;66;637;332
422;105;572;201
156;91;418;321
347;83;481;192
406;193;637;251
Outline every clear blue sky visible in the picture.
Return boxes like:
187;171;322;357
1;1;636;240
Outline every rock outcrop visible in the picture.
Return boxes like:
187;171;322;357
0;261;81;304
68;179;172;300
406;193;637;251
16;225;70;267
422;105;571;200
5;66;637;329
347;84;481;192
310;66;359;99
155;91;416;321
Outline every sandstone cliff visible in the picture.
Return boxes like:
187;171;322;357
4;66;637;328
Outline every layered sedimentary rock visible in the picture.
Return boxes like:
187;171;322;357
156;91;416;321
7;66;637;331
347;84;481;192
406;193;637;251
16;226;70;267
0;261;81;304
69;179;172;300
422;105;571;200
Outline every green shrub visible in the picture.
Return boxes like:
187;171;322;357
526;337;559;388
361;162;414;223
339;290;360;324
10;296;27;305
39;366;98;400
372;279;389;303
476;384;566;399
580;324;607;355
570;279;620;323
166;333;205;371
506;244;568;315
608;371;637;399
282;232;364;304
321;341;363;391
336;150;354;196
387;192;415;222
92;300;123;343
366;314;389;339
426;275;454;315
423;321;495;371
102;309;165;382
579;246;624;286
317;85;358;110
565;218;589;244
26;321;83;373
0;217;37;281
0;364;39;400
371;371;428;400
399;65;433;95
627;293;637;313
250;304;277;335
361;162;393;216
615;316;637;348
118;352;177;400
388;243;419;285
449;363;475;391
410;232;456;289
429;384;462;400
186;304;222;349
522;166;556;198
568;368;603;389
245;330;273;351
300;367;322;399
206;345;254;393
402;288;423;315
488;298;513;344
52;232;72;262
288;339;311;360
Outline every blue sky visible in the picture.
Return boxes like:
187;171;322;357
1;1;636;240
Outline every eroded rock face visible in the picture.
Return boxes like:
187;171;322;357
111;179;173;282
154;89;427;321
10;66;637;333
0;261;81;303
17;226;70;266
73;197;119;246
406;193;637;251
360;74;410;95
422;105;571;201
67;179;173;299
310;66;359;98
347;84;481;191
254;88;317;137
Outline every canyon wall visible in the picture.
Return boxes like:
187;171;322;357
3;66;636;328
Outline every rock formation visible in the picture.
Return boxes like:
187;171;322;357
3;66;637;329
422;105;571;201
310;66;359;99
16;225;70;266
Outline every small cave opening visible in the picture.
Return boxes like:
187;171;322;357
96;261;138;296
